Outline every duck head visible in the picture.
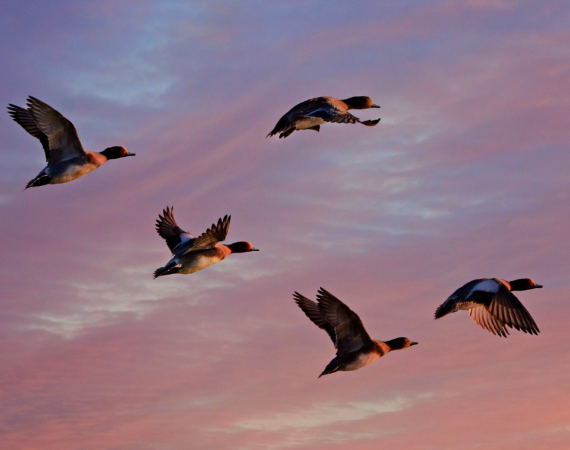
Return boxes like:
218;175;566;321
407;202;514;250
509;278;543;291
385;337;418;351
341;96;380;110
227;242;259;253
100;146;136;160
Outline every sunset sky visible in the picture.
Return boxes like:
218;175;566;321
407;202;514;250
1;1;570;449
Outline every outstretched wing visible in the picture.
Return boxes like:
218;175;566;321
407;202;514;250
26;96;86;164
304;107;359;124
180;215;231;254
486;283;540;335
316;288;372;356
7;104;51;161
293;292;337;347
155;206;195;254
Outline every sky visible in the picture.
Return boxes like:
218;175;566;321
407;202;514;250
1;1;570;449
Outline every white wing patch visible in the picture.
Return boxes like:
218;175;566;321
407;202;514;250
466;279;500;299
179;233;194;245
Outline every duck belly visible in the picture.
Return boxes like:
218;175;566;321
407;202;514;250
295;116;326;130
51;162;97;184
177;252;224;274
341;351;381;372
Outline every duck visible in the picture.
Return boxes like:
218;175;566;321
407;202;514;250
294;288;417;377
435;278;542;337
267;96;381;139
153;206;259;278
7;96;135;189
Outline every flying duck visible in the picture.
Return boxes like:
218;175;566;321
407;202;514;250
7;96;135;189
294;288;417;377
154;206;259;278
267;96;381;139
435;278;542;337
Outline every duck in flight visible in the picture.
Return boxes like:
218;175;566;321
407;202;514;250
294;288;417;377
154;206;259;278
7;96;134;189
435;278;542;337
267;96;381;139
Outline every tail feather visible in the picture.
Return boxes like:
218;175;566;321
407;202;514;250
153;262;181;279
279;128;295;139
434;299;456;319
25;173;50;189
318;358;341;378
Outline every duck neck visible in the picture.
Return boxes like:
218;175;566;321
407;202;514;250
373;340;391;356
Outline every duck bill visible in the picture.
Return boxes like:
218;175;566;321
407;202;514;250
252;248;260;251
371;104;381;108
126;152;136;156
410;342;418;346
535;284;543;288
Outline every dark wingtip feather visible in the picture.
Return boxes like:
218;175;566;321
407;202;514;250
360;118;381;127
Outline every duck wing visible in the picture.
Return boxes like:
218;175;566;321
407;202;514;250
468;307;510;337
7;104;51;161
26;96;86;165
267;97;330;137
180;215;231;254
316;288;372;356
304;106;360;124
155;206;196;254
293;292;337;347
485;282;540;335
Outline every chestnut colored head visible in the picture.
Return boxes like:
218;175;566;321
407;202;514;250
385;337;418;351
227;242;259;253
509;278;543;291
341;96;380;110
100;146;136;160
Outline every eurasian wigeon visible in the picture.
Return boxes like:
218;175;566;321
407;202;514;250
267;96;381;139
7;96;134;189
153;206;259;278
294;288;417;377
435;278;542;337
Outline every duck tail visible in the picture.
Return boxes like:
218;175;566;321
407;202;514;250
25;173;50;190
318;358;341;378
153;262;181;279
434;299;455;319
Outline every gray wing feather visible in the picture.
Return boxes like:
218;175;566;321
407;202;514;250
316;288;372;356
469;307;509;337
181;215;231;254
488;285;540;335
305;108;359;124
293;292;337;347
155;206;195;254
26;96;86;164
7;104;51;161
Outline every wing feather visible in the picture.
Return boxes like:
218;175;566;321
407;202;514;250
469;307;509;337
293;292;337;347
181;215;231;254
26;96;86;164
155;206;195;254
488;286;539;335
7;104;50;161
316;288;372;356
